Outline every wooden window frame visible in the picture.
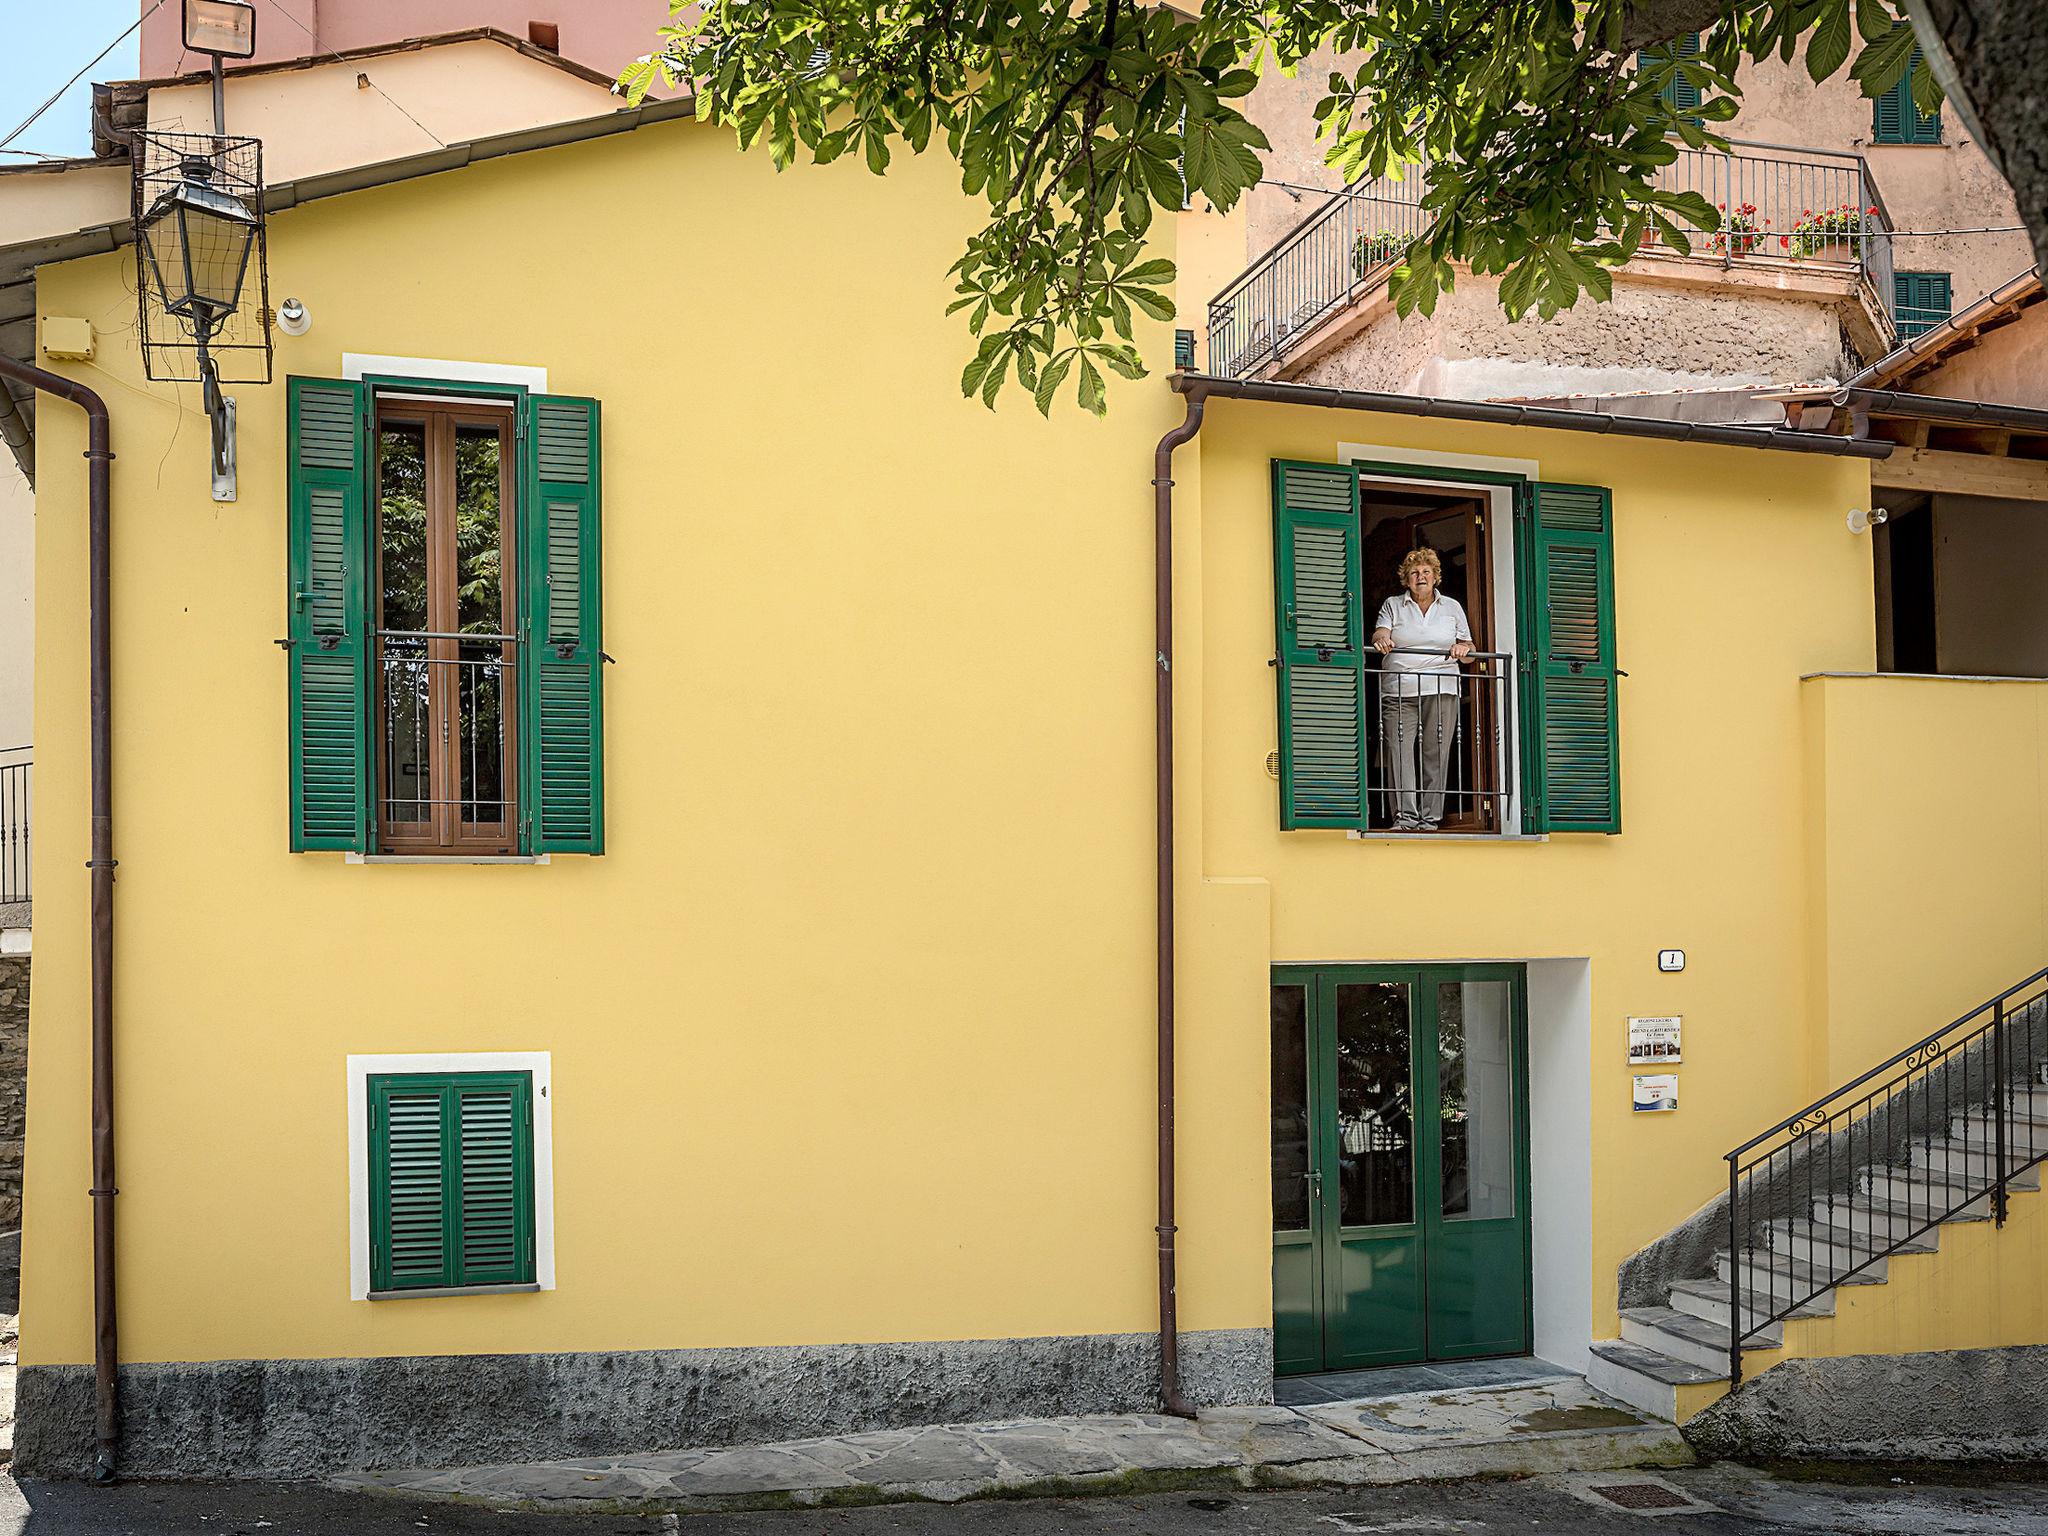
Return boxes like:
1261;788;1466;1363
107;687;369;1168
372;398;520;856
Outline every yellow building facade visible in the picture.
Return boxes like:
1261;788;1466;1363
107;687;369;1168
15;108;2048;1476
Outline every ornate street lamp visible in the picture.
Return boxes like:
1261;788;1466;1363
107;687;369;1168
137;155;259;490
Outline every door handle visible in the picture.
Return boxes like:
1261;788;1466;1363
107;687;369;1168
1306;1169;1324;1197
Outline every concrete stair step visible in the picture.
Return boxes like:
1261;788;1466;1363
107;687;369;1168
1667;1274;1831;1328
1772;1214;1936;1269
1621;1304;1773;1372
1910;1141;2043;1186
1859;1168;1992;1217
1948;1110;2048;1150
1810;1197;1947;1238
1588;1339;1724;1422
1716;1246;1884;1296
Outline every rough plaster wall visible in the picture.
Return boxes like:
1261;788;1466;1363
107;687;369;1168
1242;43;1354;261
0;955;21;1232
1913;304;2046;406
1684;1346;2048;1460
1297;274;1849;397
1233;38;2028;314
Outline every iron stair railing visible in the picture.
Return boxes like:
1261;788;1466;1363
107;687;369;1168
1722;966;2048;1383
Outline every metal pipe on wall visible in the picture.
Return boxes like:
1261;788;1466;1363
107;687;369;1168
1150;383;1207;1419
0;353;118;1479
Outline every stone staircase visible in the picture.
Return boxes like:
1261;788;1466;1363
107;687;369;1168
1589;1086;2048;1422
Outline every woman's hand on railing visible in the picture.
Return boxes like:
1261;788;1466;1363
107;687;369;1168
1450;640;1474;663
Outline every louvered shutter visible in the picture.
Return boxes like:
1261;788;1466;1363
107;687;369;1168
1873;45;1940;143
1640;35;1701;114
1273;461;1366;829
286;377;370;851
369;1072;535;1292
370;1078;455;1291
1525;484;1620;833
521;395;604;853
454;1078;532;1285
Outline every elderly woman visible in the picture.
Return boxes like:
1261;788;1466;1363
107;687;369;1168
1372;548;1474;831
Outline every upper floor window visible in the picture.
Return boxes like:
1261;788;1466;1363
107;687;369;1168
375;400;519;854
1638;34;1702;118
1893;270;1953;340
1272;462;1621;838
286;377;604;857
1872;38;1942;144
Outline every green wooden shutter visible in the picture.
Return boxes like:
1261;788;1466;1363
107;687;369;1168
1273;461;1366;829
1522;484;1620;834
521;395;604;853
1893;270;1953;339
1873;44;1940;143
370;1079;454;1290
369;1071;535;1292
1640;34;1702;114
286;377;371;851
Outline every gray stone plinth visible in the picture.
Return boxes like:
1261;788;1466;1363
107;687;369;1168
1683;1345;2048;1461
15;1326;1271;1480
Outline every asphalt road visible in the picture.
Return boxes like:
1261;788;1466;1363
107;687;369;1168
6;1464;2048;1536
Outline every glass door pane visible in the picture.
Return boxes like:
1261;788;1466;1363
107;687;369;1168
1437;979;1516;1221
1270;984;1312;1233
1333;981;1415;1228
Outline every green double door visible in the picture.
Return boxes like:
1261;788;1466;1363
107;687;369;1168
1272;965;1531;1374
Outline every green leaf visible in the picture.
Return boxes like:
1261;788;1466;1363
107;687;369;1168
1807;0;1853;79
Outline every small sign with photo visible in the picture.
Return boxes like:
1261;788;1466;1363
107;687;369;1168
1633;1073;1680;1113
1627;1015;1682;1066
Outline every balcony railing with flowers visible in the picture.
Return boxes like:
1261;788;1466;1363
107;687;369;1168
1205;138;1897;378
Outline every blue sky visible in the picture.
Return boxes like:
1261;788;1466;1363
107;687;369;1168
2;0;145;159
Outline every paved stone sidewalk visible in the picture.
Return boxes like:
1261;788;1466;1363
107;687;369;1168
334;1371;1691;1514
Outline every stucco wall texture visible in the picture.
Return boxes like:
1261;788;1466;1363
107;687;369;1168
1292;275;1850;399
140;0;671;83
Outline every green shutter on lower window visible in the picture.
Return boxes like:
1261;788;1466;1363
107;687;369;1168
369;1071;535;1293
521;395;604;853
1522;483;1621;834
1273;461;1366;830
286;377;371;852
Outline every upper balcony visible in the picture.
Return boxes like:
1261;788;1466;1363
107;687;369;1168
1206;139;1899;382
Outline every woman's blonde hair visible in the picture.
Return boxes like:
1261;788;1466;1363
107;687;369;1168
1398;546;1443;581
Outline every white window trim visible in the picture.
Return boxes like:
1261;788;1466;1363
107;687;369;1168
341;353;548;392
345;1051;556;1301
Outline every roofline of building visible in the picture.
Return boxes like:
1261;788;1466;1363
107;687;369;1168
1170;374;1895;459
1846;266;2043;390
124;25;623;97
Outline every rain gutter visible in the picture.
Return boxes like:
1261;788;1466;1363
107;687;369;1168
1169;374;1895;457
0;353;118;1479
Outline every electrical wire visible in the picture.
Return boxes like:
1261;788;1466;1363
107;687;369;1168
256;0;448;149
0;0;166;151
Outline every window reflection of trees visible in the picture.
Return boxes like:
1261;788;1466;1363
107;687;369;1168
1336;984;1413;1227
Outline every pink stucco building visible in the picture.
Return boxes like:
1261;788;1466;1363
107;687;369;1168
140;0;672;83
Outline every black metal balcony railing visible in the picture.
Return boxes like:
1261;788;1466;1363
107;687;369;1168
0;751;27;909
375;634;516;833
1365;648;1515;835
1723;967;2048;1383
1206;139;1898;378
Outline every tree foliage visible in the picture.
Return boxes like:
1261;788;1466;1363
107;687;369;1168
621;0;1942;414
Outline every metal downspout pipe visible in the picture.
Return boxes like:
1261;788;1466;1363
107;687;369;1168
1151;380;1207;1419
0;353;119;1480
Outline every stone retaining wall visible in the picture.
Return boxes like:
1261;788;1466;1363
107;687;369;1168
0;953;24;1233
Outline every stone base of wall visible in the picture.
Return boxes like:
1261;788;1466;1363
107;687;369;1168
1683;1346;2048;1461
15;1327;1272;1480
0;951;24;1239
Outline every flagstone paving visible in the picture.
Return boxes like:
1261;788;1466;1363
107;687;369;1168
332;1371;1693;1514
